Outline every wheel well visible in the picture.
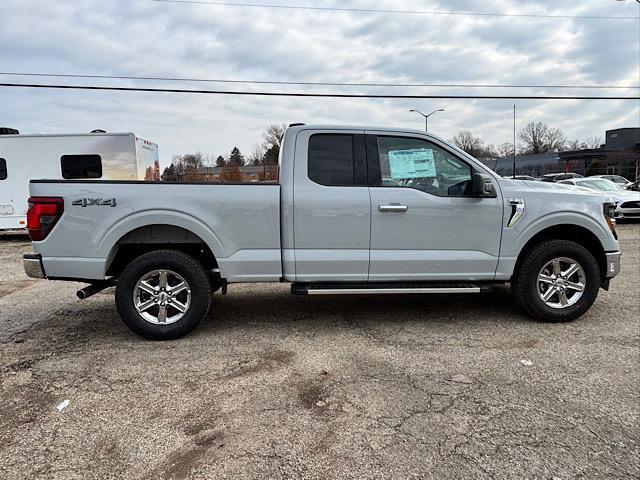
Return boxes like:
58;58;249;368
105;225;218;277
513;224;606;281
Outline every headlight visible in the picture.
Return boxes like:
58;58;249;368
603;202;618;239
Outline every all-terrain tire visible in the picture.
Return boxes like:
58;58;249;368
511;239;600;322
115;249;211;340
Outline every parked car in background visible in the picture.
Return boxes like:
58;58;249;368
502;175;537;181
23;124;622;339
538;172;584;183
627;180;640;192
589;174;631;187
558;178;640;220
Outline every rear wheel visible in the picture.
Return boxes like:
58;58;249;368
511;240;600;322
115;250;211;340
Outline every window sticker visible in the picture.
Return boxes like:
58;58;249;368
388;148;436;179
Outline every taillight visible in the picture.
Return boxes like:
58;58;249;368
27;197;64;241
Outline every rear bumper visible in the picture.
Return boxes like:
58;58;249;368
0;216;27;230
23;254;46;279
604;251;621;278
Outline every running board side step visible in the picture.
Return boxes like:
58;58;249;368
291;282;492;296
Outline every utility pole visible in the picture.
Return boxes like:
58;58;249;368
513;105;516;179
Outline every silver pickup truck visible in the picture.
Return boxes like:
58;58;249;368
23;124;622;339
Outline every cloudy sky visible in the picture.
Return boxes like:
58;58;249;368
1;0;639;165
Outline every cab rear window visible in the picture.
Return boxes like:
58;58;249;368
0;158;6;180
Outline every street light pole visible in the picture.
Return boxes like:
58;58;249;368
409;108;445;132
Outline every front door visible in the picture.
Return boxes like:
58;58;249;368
293;129;370;282
366;132;503;281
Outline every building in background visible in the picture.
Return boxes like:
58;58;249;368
162;164;279;182
486;152;560;178
559;128;639;180
485;127;639;180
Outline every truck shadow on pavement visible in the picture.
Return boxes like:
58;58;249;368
8;283;537;345
195;283;527;335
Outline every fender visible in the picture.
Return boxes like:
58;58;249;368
516;211;611;252
495;211;614;280
98;209;227;274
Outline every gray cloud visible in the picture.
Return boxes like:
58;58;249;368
0;0;638;165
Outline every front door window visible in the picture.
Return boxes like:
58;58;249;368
375;136;473;196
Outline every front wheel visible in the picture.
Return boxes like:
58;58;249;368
511;239;601;322
115;249;211;340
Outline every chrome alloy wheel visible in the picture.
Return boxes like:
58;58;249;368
133;269;191;325
536;257;586;309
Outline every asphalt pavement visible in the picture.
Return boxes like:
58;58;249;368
0;225;638;479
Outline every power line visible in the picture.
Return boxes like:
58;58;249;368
0;72;638;90
1;82;637;100
151;0;638;20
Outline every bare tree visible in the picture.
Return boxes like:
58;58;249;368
519;121;566;154
263;123;286;150
496;142;515;158
451;130;497;159
545;127;566;152
451;130;484;157
170;152;206;181
583;135;603;149
565;135;603;151
248;144;265;166
172;152;205;170
248;123;287;166
567;138;582;150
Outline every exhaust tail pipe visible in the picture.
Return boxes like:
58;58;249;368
77;280;115;300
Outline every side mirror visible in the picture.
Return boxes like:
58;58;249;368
471;173;497;197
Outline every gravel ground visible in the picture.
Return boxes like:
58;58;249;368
0;225;638;479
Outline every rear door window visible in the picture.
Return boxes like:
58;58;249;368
0;158;6;180
61;154;102;179
308;134;355;186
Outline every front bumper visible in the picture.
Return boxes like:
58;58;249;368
23;254;46;279
615;209;640;219
604;251;621;278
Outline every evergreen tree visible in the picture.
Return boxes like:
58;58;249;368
228;147;245;167
263;144;279;165
161;163;177;181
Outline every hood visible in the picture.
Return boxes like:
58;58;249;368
498;178;617;204
611;190;640;203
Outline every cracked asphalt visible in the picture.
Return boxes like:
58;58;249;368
0;225;638;479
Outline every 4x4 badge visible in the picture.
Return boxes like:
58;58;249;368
72;198;117;207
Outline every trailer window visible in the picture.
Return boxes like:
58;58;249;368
61;155;102;179
0;158;6;180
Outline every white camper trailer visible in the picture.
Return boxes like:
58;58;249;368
0;131;159;230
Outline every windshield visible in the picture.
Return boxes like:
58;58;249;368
576;179;623;192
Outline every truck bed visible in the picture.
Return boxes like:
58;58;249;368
29;180;282;282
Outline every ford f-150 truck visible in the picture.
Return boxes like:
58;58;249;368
23;124;622;340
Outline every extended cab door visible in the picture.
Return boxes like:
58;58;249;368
292;129;370;281
366;131;503;281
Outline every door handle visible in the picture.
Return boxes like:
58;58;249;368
379;204;408;212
